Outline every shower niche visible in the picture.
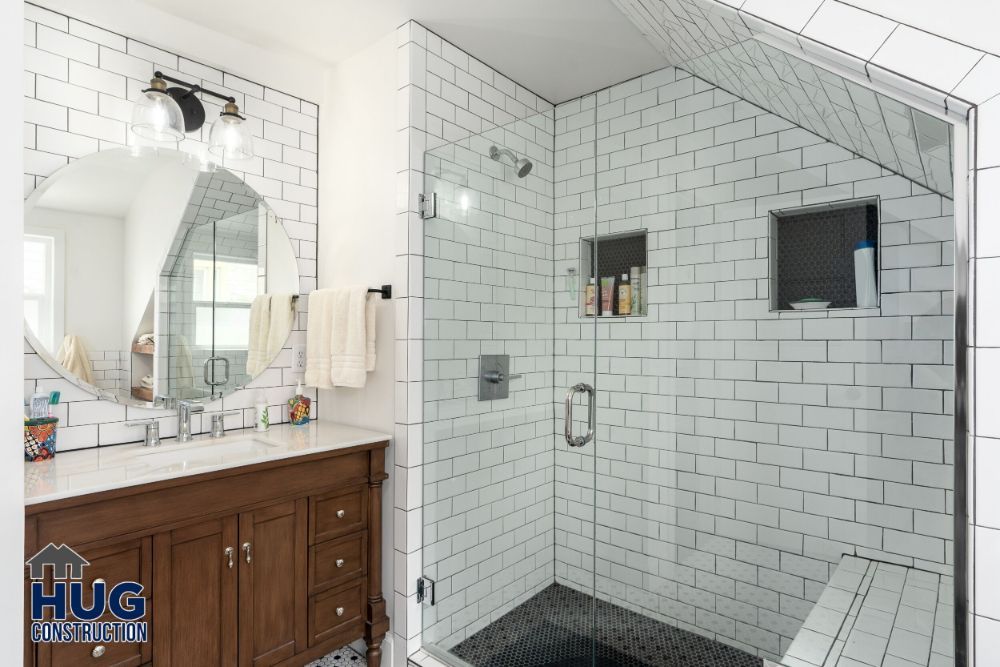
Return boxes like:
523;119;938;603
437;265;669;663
769;197;880;312
579;230;647;318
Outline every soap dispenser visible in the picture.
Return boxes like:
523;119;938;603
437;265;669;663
254;392;270;432
288;381;311;426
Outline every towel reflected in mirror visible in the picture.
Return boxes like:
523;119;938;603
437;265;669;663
246;294;296;377
55;335;94;385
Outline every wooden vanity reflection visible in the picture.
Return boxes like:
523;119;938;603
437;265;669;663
24;439;389;667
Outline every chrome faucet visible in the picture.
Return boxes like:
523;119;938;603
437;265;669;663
177;400;204;443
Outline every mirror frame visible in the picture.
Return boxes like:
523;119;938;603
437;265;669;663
23;148;296;409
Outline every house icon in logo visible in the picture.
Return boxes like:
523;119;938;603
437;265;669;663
25;543;90;580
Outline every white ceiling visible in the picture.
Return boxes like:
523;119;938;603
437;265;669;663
131;0;667;103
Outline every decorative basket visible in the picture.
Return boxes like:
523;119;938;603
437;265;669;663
24;417;58;462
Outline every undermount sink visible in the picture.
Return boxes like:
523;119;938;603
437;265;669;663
128;436;280;474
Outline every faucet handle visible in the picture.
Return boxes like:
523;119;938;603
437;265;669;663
125;420;161;447
210;411;242;438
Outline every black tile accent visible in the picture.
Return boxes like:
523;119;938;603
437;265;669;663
773;202;878;309
449;584;761;667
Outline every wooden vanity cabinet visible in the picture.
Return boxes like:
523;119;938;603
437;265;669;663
25;441;389;667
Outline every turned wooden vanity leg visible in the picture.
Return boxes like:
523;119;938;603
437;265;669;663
366;448;391;667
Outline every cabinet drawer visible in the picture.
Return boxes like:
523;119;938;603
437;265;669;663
309;531;367;595
307;578;365;647
309;487;367;544
49;639;143;667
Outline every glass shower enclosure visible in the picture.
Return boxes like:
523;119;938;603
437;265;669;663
417;66;956;667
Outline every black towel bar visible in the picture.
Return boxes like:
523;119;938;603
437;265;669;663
368;285;392;299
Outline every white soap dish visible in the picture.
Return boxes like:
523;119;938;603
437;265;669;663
790;299;831;310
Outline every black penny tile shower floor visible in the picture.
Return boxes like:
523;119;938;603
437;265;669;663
450;584;761;667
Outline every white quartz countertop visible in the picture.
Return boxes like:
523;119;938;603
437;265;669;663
25;421;391;506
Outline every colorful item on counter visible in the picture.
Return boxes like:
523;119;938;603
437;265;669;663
24;417;58;461
288;381;311;426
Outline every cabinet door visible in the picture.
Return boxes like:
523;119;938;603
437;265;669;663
37;538;152;667
238;499;307;667
153;517;238;667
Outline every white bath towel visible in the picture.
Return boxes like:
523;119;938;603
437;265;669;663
304;289;336;389
304;287;377;389
365;293;377;372
56;335;94;385
329;287;371;388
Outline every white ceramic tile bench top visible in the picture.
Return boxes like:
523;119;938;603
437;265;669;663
778;556;953;667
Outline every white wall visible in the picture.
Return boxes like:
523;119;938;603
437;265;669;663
122;161;198;350
2;0;25;662
319;31;397;433
27;209;123;353
317;30;399;662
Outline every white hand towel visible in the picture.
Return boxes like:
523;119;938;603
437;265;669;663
365;292;377;372
246;294;271;377
330;287;370;388
304;289;336;389
56;335;94;385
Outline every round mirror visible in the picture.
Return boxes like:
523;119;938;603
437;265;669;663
24;148;300;407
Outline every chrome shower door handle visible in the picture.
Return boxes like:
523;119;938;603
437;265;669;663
564;383;595;447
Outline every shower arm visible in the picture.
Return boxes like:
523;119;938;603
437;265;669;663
490;146;518;165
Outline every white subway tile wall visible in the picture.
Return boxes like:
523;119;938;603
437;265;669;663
22;5;319;447
551;67;954;662
396;20;556;659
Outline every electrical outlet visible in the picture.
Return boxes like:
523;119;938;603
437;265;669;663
292;344;307;372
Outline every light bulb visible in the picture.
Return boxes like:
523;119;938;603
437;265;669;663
208;101;253;160
130;77;184;142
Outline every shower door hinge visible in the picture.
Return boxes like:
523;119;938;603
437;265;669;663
416;576;435;605
418;192;437;219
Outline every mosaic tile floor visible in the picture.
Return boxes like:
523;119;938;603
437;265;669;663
307;646;366;666
449;583;761;667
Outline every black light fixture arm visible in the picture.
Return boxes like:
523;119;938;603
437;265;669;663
153;71;236;104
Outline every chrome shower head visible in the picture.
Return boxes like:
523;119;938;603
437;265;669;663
489;145;533;178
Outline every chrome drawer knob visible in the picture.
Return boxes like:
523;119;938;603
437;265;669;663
336;559;345;568
92;645;106;658
336;607;344;617
336;509;345;518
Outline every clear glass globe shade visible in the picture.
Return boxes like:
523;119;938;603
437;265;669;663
208;115;254;160
130;89;185;142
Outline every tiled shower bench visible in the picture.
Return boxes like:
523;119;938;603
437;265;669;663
771;556;953;667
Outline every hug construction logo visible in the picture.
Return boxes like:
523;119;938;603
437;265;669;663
26;543;148;644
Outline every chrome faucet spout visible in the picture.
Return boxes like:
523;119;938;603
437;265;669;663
177;400;205;443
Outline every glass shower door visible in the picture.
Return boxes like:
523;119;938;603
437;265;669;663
419;106;600;666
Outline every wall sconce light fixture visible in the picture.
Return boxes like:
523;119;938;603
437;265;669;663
130;71;254;160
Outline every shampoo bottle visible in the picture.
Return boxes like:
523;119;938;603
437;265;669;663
630;266;641;315
618;273;632;315
254;392;270;432
585;278;596;316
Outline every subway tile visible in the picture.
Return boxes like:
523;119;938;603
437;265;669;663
871;25;983;96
